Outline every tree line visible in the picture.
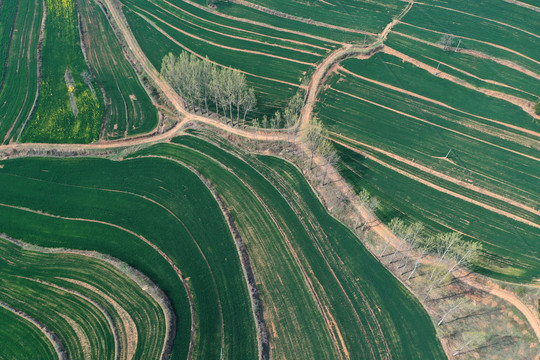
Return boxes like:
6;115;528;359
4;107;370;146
381;218;481;298
161;52;256;125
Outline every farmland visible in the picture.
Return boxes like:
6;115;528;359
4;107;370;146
0;155;258;359
313;0;540;281
0;0;538;358
0;303;57;360
78;0;158;139
0;236;169;359
129;134;446;359
0;0;43;144
21;0;104;143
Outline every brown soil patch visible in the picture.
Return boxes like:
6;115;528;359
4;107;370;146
59;313;91;360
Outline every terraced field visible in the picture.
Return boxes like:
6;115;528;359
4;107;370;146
129;133;446;359
0;303;57;360
119;0;321;117
78;0;158;139
0;0;43;144
0;236;170;359
0;155;257;359
0;0;538;358
21;0;106;143
314;0;540;281
117;0;405;117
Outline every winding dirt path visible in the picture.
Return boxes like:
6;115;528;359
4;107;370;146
300;138;540;345
1;0;538;354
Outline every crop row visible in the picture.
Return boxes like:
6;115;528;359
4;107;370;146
0;303;57;359
21;0;103;143
0;156;257;359
78;0;158;139
397;1;540;74
0;236;169;359
0;0;42;144
315;57;540;280
130;133;445;359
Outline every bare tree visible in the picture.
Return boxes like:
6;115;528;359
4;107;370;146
438;34;456;51
301;120;325;169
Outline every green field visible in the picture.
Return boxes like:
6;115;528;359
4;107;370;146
0;304;57;360
0;154;257;359
78;0;158;139
129;133;445;359
0;0;43;144
189;0;381;42
0;236;171;359
120;0;336;117
21;0;103;143
0;0;538;357
315;14;540;281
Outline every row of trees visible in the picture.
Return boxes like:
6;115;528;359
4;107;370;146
383;218;482;300
161;52;256;124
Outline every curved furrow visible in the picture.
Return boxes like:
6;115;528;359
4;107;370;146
146;0;323;56
174;0;345;45
329;87;540;163
157;0;331;51
130;10;306;88
19;276;121;360
0;301;67;360
0;156;257;359
1;233;173;360
330;136;540;232
337;65;540;139
131;5;316;66
0;200;197;359
0;276;114;359
391;31;540;81
229;0;376;36
398;22;540;67
331;131;539;217
383;46;539;119
417;2;539;39
130;142;338;359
